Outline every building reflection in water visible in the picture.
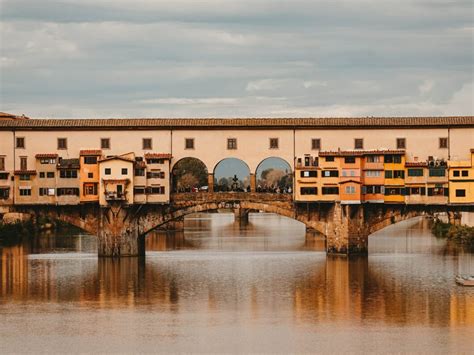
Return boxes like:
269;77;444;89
1;213;473;331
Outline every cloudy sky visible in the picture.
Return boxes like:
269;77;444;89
0;0;472;118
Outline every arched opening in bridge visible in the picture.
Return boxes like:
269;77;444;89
214;158;250;192
255;157;293;193
171;157;209;192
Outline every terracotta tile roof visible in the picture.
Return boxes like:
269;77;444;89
102;178;130;183
35;153;58;158
0;117;472;129
99;156;134;163
80;149;102;156
14;170;36;175
319;149;405;157
405;162;428;167
144;153;173;159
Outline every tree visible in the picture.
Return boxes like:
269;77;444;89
178;173;199;191
172;158;208;191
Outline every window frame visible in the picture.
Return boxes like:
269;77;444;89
227;138;237;150
57;137;68;150
16;137;25;149
396;137;406;149
354;138;364;150
439;137;448;149
101;138;111;150
311;138;321;150
185;138;195;150
142;138;152;150
269;138;279;149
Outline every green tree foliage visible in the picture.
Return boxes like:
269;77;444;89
172;158;208;191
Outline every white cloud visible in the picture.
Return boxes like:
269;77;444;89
418;79;435;95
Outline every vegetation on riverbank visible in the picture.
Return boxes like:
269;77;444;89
0;220;35;244
431;219;474;246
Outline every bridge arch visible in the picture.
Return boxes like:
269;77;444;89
171;157;209;192
213;157;251;192
255;157;293;193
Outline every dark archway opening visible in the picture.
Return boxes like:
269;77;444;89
172;158;208;193
256;157;293;193
214;158;250;192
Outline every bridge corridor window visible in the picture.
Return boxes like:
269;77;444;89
143;138;152;150
300;187;317;195
269;138;279;149
354;138;364;150
396;138;406;149
311;138;321;150
16;137;25;149
0;156;5;171
101;138;110;149
227;138;237;150
57;138;67;150
256;157;292;193
439;137;448;149
185;138;195;150
20;157;27;170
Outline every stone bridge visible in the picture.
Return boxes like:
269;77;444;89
9;192;472;257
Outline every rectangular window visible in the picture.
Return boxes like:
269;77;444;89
393;170;405;179
84;156;97;164
20;157;27;171
40;158;56;164
147;171;165;179
121;168;128;175
19;174;30;180
322;187;339;195
345;186;356;194
47;172;55;178
57;138;67;150
135;168;145;176
148;186;165;194
384;187;403;196
456;189;466;197
300;170;317;178
19;188;31;196
0;187;10;199
325;156;335;162
462;170;469;177
429;168;445;177
365;170;381;177
104;168;111;175
311;138;321;150
88;173;93;179
366;156;380;163
453;170;460;177
185;138;194;149
143;138;152;150
227;138;237;150
84;183;98;195
0;157;4;171
300;187;317;195
410;187;421;195
354;138;363;150
59;170;78;178
323;170;339;177
269;138;279;149
134;186;146;195
16;137;25;149
39;188;55;196
394;155;402;164
365;185;383;194
408;169;424;177
344;157;356;164
396;138;406;149
57;188;79;196
39;172;45;178
146;158;165;164
101;138;110;149
0;173;8;179
385;170;393;179
439;137;448;149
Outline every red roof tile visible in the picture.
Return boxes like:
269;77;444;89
319;149;405;157
35;153;58;158
405;162;428;167
144;153;172;159
80;149;102;156
14;170;36;175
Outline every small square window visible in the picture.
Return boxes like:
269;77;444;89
325;156;335;162
121;168;128;175
354;138;364;150
16;137;25;149
439;137;448;149
396;138;406;149
39;172;45;178
57;138;67;150
462;170;469;177
453;170;460;177
185;138;194;150
143;138;152;150
269;138;279;149
455;189;466;197
47;172;55;178
227;138;237;150
104;168;111;175
101;138;110;149
88;172;93;178
311;138;321;150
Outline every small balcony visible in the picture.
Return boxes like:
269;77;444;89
104;191;127;201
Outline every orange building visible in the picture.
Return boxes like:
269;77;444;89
361;151;385;203
79;150;102;203
338;152;362;204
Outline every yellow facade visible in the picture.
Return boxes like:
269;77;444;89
79;150;101;203
449;150;474;204
384;152;406;203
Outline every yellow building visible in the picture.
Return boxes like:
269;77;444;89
79;150;101;203
98;153;135;206
383;150;406;203
448;149;474;204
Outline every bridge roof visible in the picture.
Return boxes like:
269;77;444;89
0;116;473;130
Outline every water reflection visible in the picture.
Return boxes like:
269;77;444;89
1;214;473;353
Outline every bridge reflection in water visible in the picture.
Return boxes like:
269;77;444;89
0;214;473;353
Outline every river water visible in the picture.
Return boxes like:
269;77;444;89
1;214;473;353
